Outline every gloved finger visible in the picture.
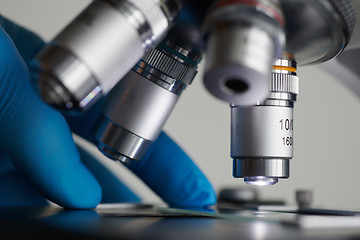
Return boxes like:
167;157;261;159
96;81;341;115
0;151;48;206
127;132;216;209
0;15;101;143
0;15;140;205
0;15;45;66
77;140;141;203
0;27;101;209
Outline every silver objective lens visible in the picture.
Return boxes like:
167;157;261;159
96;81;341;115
230;0;355;186
202;0;285;106
93;38;201;163
232;58;299;185
32;0;182;111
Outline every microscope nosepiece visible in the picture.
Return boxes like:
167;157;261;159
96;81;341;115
231;58;298;186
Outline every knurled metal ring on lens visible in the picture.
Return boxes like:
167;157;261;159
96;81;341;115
270;74;299;95
271;58;299;94
140;48;197;85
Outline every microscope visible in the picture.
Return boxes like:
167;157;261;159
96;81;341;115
32;0;358;186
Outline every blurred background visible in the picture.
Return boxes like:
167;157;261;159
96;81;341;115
1;0;359;209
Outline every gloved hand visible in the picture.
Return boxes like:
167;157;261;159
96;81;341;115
0;16;216;209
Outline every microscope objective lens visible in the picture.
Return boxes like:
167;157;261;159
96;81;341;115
232;58;298;186
93;16;202;164
33;0;181;111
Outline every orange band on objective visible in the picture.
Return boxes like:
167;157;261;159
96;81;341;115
272;65;296;73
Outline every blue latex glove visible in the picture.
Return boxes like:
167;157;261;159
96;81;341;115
0;16;216;209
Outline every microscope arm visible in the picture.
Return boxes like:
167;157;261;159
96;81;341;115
319;48;360;98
